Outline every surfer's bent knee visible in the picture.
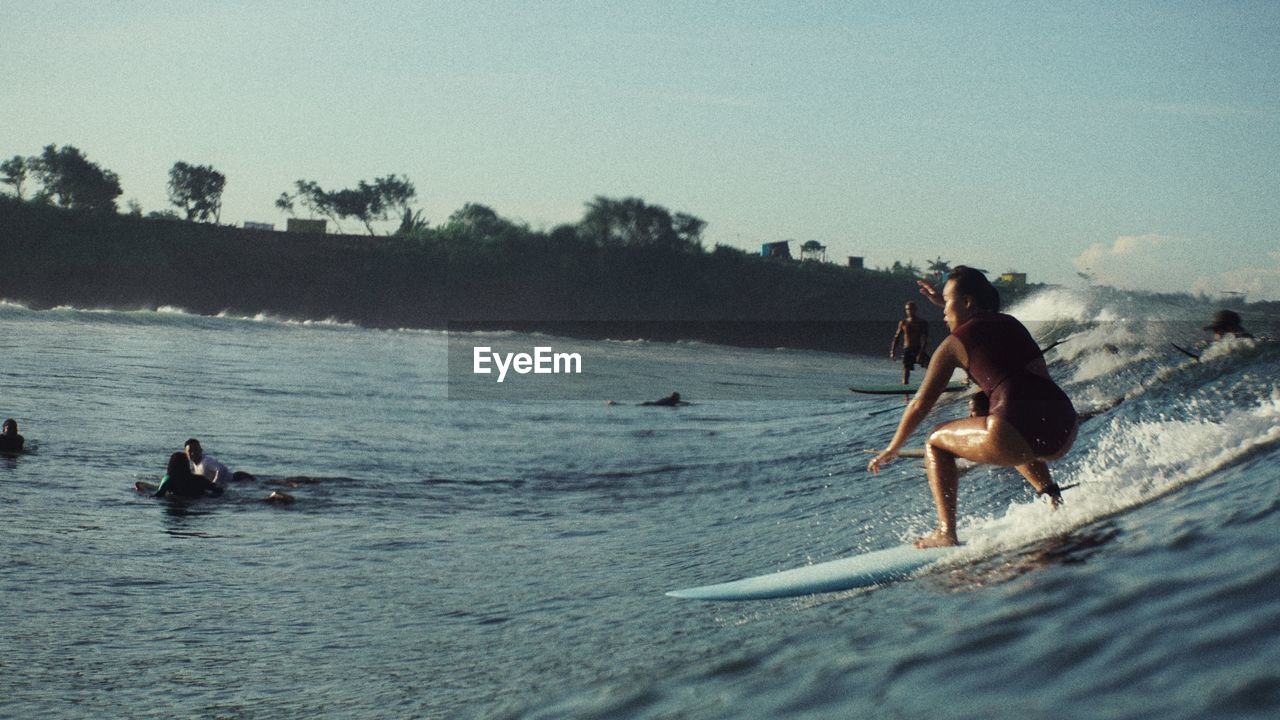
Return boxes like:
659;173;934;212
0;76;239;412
925;424;959;456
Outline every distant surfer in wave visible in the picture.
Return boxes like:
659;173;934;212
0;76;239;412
0;418;24;453
1203;309;1253;341
890;301;930;384
867;266;1078;548
1173;310;1255;360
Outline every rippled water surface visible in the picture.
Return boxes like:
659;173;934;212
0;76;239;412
1;293;1278;719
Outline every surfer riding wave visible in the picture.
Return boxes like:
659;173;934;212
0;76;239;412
867;266;1078;548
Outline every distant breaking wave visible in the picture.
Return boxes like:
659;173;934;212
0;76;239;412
1;298;362;331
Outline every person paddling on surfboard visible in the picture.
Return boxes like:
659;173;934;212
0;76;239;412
867;266;1078;548
640;391;687;407
151;452;224;499
185;438;256;487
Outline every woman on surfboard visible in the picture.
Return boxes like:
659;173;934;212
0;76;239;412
867;266;1077;548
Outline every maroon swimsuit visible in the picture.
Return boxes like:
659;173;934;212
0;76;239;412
952;312;1077;457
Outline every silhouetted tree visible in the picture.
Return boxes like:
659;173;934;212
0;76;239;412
578;196;704;251
926;256;951;281
889;260;921;278
1;155;29;199
277;180;339;227
395;208;429;237
673;212;706;250
29;144;122;212
275;192;295;217
279;175;418;235
167;161;226;223
372;174;417;229
446;203;505;235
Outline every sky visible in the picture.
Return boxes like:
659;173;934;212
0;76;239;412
5;1;1279;299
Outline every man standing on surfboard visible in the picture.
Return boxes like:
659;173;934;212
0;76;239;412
890;301;930;385
867;267;1078;548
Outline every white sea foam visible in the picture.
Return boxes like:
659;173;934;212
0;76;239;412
1007;286;1096;324
934;385;1280;568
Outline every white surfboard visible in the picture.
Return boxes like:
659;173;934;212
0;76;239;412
666;544;955;601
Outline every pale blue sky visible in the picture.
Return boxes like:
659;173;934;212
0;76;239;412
5;1;1279;298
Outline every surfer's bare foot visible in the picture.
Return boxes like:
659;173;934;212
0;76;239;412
914;529;960;548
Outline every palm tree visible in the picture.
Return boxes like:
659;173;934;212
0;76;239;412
927;256;951;281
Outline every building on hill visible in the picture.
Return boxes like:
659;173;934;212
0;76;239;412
995;272;1027;291
761;241;791;259
800;240;827;262
287;218;327;234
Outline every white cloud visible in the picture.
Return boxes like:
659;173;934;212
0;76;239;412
1074;235;1280;302
1073;234;1172;288
1111;234;1165;255
1192;251;1280;303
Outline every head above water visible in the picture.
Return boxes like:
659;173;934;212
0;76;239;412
167;451;192;478
1203;309;1245;335
184;438;203;463
1;418;16;435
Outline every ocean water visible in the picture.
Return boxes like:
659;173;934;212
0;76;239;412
1;290;1278;720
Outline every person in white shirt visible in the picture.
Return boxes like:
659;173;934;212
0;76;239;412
184;438;235;487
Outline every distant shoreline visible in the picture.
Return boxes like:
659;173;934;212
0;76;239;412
0;198;1054;354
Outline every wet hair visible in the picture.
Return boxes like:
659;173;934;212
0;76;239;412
184;438;202;452
1;418;16;434
166;451;193;479
947;266;1000;312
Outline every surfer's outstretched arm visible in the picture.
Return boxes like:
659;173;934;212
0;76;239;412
867;337;964;474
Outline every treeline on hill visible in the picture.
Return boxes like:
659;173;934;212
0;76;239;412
0;194;945;352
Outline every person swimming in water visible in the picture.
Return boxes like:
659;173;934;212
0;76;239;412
641;392;687;407
867;266;1078;548
0;418;24;453
184;438;258;486
152;452;224;499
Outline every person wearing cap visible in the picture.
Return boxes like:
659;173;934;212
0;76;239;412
1203;310;1253;340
